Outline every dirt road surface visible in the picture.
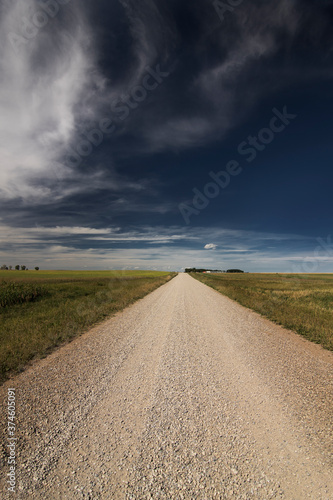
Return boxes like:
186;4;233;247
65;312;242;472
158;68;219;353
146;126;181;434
1;273;333;499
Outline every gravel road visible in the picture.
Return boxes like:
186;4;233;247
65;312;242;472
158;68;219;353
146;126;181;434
1;273;333;499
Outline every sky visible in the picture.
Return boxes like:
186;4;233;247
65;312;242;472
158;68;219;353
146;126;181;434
0;0;333;272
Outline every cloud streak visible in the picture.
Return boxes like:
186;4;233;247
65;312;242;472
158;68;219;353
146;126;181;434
0;0;106;201
1;0;333;204
1;222;328;272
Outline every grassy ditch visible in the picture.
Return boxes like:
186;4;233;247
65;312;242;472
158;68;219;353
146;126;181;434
191;273;333;351
0;270;176;384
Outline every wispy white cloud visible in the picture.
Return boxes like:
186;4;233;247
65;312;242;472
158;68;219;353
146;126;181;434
0;222;313;244
1;223;330;272
2;240;333;273
118;0;170;80
0;0;106;202
133;0;333;154
0;224;198;246
1;0;332;204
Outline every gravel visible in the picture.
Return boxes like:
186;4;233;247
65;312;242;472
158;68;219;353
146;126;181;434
1;273;332;499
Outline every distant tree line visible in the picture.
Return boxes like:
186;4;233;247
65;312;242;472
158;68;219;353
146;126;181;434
1;265;39;271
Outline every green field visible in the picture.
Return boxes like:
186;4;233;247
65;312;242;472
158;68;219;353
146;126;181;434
192;273;333;351
0;270;176;384
0;269;168;282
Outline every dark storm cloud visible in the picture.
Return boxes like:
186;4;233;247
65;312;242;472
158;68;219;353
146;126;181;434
98;0;333;154
1;0;332;204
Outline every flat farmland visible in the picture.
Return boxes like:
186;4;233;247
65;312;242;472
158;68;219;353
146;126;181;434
0;269;168;282
0;270;175;383
192;273;333;351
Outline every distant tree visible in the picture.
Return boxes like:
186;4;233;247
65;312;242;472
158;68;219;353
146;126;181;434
226;269;244;273
21;265;26;271
9;265;12;270
15;265;20;270
35;267;39;271
1;264;8;270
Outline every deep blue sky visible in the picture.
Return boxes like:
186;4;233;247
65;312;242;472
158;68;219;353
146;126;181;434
0;0;333;271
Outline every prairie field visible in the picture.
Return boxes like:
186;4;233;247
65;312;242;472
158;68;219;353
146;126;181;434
0;269;167;282
192;273;333;351
0;270;176;384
